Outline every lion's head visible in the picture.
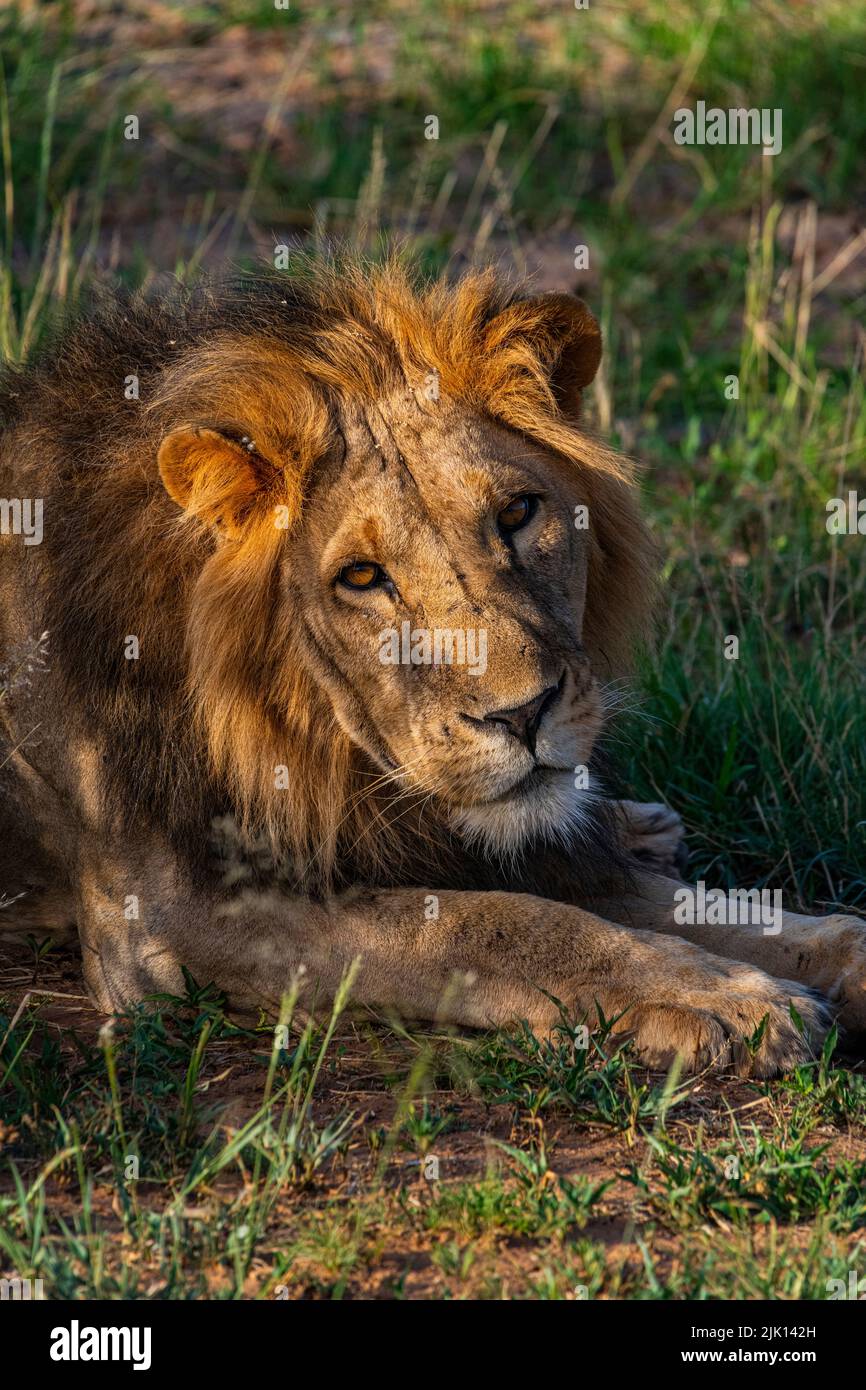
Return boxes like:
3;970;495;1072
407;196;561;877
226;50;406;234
146;257;655;881
35;256;653;890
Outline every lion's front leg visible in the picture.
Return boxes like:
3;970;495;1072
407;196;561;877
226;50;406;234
76;847;826;1076
584;869;866;1036
171;883;829;1076
325;889;828;1076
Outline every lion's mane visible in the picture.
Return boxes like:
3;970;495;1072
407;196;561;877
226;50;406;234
1;255;655;894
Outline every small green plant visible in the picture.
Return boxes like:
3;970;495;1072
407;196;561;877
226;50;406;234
468;1001;692;1134
630;1125;866;1231
397;1099;455;1157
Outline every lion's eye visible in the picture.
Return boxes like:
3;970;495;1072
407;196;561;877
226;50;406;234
337;561;385;590
497;494;537;535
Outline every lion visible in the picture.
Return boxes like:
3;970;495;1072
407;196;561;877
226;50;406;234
1;255;864;1077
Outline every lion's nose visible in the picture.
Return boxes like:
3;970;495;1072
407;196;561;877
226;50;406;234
481;683;561;756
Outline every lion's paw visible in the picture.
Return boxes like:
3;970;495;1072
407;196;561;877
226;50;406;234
614;799;689;877
615;968;829;1078
805;915;866;1036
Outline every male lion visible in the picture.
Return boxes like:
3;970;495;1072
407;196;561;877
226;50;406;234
1;258;863;1076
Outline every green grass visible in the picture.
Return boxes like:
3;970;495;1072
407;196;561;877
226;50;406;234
5;963;865;1298
0;968;363;1298
465;1005;691;1134
1;0;865;1301
764;1027;866;1131
630;1127;866;1231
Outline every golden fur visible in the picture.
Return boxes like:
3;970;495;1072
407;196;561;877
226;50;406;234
3;254;862;1080
135;256;651;888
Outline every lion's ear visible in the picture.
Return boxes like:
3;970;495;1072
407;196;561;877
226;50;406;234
158;427;276;537
485;292;602;417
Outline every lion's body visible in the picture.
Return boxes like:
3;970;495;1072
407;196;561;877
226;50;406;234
1;258;863;1072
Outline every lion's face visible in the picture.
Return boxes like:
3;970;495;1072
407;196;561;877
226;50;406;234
156;270;653;874
289;391;603;854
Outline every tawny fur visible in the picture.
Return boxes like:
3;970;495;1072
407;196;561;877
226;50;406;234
1;255;652;891
1;254;863;1078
